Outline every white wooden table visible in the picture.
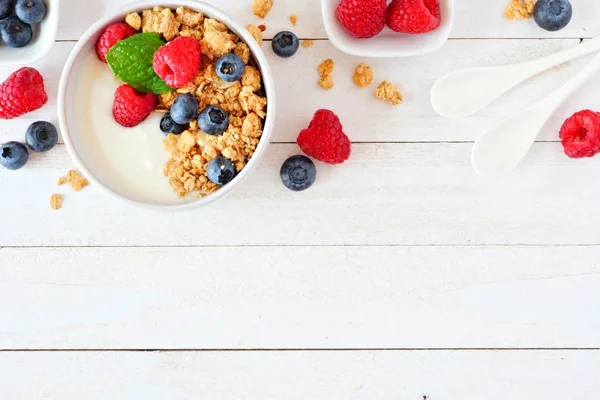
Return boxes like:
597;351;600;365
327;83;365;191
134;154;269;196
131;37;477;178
1;0;600;397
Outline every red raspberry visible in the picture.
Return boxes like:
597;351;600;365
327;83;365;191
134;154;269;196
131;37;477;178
0;67;48;120
297;109;351;165
112;84;157;128
387;0;441;34
559;110;600;159
336;0;387;39
96;23;137;63
153;36;202;88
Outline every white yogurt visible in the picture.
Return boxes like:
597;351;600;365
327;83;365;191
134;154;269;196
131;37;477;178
72;53;191;205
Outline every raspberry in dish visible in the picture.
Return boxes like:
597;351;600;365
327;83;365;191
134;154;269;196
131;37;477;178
559;110;600;159
336;0;387;39
112;84;157;128
297;109;351;165
387;0;441;34
96;23;137;63
153;36;202;88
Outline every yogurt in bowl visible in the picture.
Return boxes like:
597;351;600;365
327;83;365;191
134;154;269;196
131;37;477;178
58;0;275;211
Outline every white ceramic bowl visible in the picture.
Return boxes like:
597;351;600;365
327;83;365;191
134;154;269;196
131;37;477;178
58;0;275;212
321;0;454;58
0;0;59;66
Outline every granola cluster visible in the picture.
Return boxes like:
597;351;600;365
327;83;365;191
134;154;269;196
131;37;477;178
125;7;267;198
318;59;335;90
505;0;535;19
49;194;63;210
352;64;374;88
58;170;89;192
375;81;403;106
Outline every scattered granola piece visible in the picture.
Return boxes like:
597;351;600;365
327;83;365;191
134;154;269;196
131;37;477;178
57;176;67;186
253;0;273;19
353;63;374;88
289;14;298;25
246;24;263;45
234;41;251;64
49;194;63;211
141;7;181;41
175;6;204;27
505;0;535;19
375;81;403;106
317;59;334;90
125;12;142;31
200;18;236;58
63;169;89;192
258;24;267;32
302;39;315;48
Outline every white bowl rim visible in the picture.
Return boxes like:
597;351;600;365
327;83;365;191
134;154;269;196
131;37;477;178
58;0;276;212
321;0;455;58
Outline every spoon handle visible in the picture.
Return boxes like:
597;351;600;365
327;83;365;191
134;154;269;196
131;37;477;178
518;36;600;77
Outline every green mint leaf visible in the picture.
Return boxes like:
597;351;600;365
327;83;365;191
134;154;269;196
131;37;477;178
106;32;171;94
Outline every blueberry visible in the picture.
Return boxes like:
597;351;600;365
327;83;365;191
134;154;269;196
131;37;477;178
170;93;198;124
160;113;187;135
0;16;33;48
15;0;46;24
534;0;572;32
0;141;29;170
198;106;229;135
207;156;236;185
272;31;299;58
25;121;58;152
280;155;316;192
0;0;13;20
215;54;246;82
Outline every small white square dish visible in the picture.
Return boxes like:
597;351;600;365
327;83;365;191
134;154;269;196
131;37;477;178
321;0;454;58
0;0;59;66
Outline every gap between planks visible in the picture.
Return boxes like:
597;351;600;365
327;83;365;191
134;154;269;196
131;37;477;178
0;348;598;352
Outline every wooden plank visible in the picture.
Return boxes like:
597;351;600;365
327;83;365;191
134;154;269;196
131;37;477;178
57;0;599;41
2;143;600;247
1;39;597;144
0;350;598;399
0;246;599;349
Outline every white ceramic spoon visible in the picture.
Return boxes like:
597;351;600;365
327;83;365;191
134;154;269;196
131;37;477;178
472;51;600;178
431;37;600;119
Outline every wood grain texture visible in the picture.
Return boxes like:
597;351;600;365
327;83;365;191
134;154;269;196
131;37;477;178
1;246;599;349
0;351;598;399
57;0;600;41
2;143;600;247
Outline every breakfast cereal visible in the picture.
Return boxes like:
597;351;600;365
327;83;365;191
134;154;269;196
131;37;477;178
302;39;314;48
375;81;403;106
60;169;89;192
318;59;334;90
289;14;297;25
353;63;374;88
253;0;273;18
246;24;263;45
49;194;63;210
505;0;535;19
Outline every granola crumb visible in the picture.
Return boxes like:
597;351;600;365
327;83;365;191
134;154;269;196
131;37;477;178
258;24;267;32
505;0;535;19
200;18;236;58
375;81;403;106
317;59;334;90
353;63;374;88
289;14;297;25
175;6;204;27
125;12;142;30
141;7;180;41
49;194;63;210
60;170;89;192
246;24;263;45
302;39;315;48
253;0;273;18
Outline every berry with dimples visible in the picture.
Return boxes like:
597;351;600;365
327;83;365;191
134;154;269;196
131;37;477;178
387;0;441;34
112;84;157;128
0;67;48;120
96;23;137;63
153;36;202;88
559;110;600;159
336;0;387;39
297;109;351;165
